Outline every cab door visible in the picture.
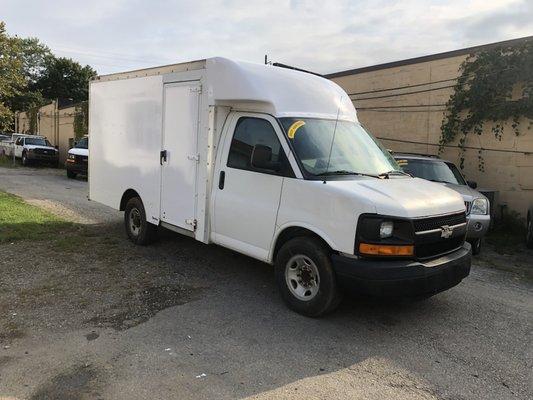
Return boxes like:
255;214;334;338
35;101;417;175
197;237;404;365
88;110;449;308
14;138;23;158
213;114;294;261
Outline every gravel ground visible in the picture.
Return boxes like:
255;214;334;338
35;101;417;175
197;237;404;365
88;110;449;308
0;166;532;400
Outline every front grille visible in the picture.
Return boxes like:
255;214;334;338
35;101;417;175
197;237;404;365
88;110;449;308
416;236;464;259
413;212;466;232
413;212;467;259
33;148;54;155
75;155;87;163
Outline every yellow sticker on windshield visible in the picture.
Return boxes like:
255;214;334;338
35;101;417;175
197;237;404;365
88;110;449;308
287;120;305;139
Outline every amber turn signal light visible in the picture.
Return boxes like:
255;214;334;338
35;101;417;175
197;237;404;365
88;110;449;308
359;243;414;256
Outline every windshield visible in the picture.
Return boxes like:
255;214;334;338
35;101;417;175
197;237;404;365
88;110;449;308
279;118;399;177
25;137;50;146
75;137;88;149
396;158;466;185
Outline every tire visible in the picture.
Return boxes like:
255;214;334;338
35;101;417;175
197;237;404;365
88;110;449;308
21;152;29;166
124;197;158;245
526;214;533;249
470;238;482;256
275;237;341;317
67;169;77;179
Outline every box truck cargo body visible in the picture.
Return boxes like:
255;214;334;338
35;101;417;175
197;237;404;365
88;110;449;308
90;57;471;316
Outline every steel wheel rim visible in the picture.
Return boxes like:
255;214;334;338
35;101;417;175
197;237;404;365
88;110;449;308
129;208;142;236
285;255;320;301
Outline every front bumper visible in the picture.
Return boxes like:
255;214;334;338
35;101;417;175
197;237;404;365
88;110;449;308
466;214;490;239
65;159;88;174
331;243;471;297
27;153;58;162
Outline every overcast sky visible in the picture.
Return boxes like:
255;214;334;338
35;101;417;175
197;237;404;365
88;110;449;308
2;0;532;75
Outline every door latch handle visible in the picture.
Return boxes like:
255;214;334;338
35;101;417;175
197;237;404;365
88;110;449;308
218;171;225;190
160;150;167;165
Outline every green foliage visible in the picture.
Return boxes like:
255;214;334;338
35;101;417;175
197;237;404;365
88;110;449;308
73;101;89;139
32;57;97;104
27;105;39;134
0;21;97;131
0;21;25;131
440;40;533;169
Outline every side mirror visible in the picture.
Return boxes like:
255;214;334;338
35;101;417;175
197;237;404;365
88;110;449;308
467;180;477;189
251;145;281;172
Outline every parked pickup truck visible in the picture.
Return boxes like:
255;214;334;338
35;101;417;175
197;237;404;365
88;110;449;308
14;135;59;166
89;57;471;316
65;136;89;178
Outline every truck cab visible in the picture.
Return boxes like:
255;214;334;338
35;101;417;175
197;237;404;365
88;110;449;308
89;58;471;316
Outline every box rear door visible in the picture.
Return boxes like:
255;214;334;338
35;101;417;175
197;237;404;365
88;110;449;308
160;82;200;231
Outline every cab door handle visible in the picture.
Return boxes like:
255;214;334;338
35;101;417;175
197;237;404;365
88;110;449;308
160;150;167;165
218;171;225;190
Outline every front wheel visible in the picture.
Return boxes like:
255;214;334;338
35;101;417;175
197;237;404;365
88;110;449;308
21;152;29;166
124;197;158;245
67;169;77;179
470;238;482;255
275;237;341;317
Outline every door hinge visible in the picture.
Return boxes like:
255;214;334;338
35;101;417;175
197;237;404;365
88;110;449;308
190;86;202;94
185;218;197;230
187;153;200;162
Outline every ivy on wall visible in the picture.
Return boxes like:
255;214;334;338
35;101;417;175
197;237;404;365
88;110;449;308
27;106;39;134
439;40;532;171
73;101;88;139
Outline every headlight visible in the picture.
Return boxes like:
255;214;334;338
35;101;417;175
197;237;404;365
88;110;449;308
68;154;75;160
379;221;394;238
356;215;414;257
28;148;34;153
471;198;488;215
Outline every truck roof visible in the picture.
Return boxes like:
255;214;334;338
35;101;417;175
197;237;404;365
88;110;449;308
92;57;357;122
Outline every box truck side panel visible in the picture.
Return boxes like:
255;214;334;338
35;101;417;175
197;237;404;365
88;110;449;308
89;75;164;222
160;82;201;231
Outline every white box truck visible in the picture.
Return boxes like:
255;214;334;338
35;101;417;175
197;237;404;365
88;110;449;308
89;57;471;316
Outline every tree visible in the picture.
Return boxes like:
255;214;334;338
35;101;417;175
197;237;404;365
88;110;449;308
6;37;52;113
32;57;97;105
0;21;24;131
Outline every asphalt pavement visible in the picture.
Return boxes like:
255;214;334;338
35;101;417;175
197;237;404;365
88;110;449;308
0;166;532;400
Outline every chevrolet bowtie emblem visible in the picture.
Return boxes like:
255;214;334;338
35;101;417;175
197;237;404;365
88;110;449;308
440;225;454;239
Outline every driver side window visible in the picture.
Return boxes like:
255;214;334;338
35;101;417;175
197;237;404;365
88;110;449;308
227;117;293;177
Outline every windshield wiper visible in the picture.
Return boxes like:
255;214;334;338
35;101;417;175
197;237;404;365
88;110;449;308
378;170;411;179
429;179;451;184
316;170;379;178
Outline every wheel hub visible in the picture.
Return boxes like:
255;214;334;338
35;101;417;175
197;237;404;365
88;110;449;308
129;208;141;235
285;255;320;301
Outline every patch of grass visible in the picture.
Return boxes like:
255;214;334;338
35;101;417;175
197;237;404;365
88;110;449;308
0;155;18;168
0;190;75;242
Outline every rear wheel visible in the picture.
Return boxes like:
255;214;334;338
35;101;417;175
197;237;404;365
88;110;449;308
124;197;158;245
67;169;77;179
526;213;533;249
275;237;341;317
